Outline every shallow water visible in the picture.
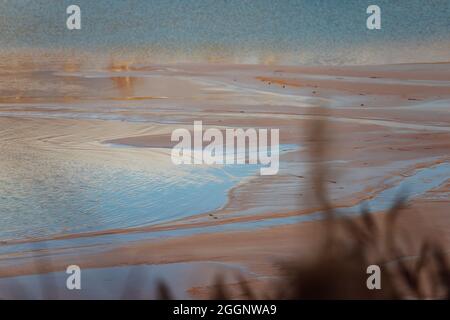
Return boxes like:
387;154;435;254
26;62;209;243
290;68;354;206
0;139;296;241
0;154;253;240
0;160;447;258
1;0;449;65
0;261;248;299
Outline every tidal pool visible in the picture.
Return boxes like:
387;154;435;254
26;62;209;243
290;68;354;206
0;140;296;241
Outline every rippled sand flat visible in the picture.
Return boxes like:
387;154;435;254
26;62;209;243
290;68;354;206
0;60;449;298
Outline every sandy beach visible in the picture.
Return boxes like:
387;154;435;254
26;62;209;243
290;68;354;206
0;60;449;298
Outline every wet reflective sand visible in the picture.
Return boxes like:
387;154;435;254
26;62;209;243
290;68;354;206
0;60;449;298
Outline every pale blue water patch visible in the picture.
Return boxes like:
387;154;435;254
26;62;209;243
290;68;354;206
247;161;450;222
1;0;449;64
0;261;249;299
0;143;297;241
0;161;256;240
355;163;450;213
0;160;447;258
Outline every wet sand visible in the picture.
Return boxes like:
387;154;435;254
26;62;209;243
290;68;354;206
0;61;449;298
0;261;248;299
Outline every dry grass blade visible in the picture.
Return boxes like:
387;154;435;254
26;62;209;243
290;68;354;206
211;275;229;300
236;273;256;300
156;280;174;300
